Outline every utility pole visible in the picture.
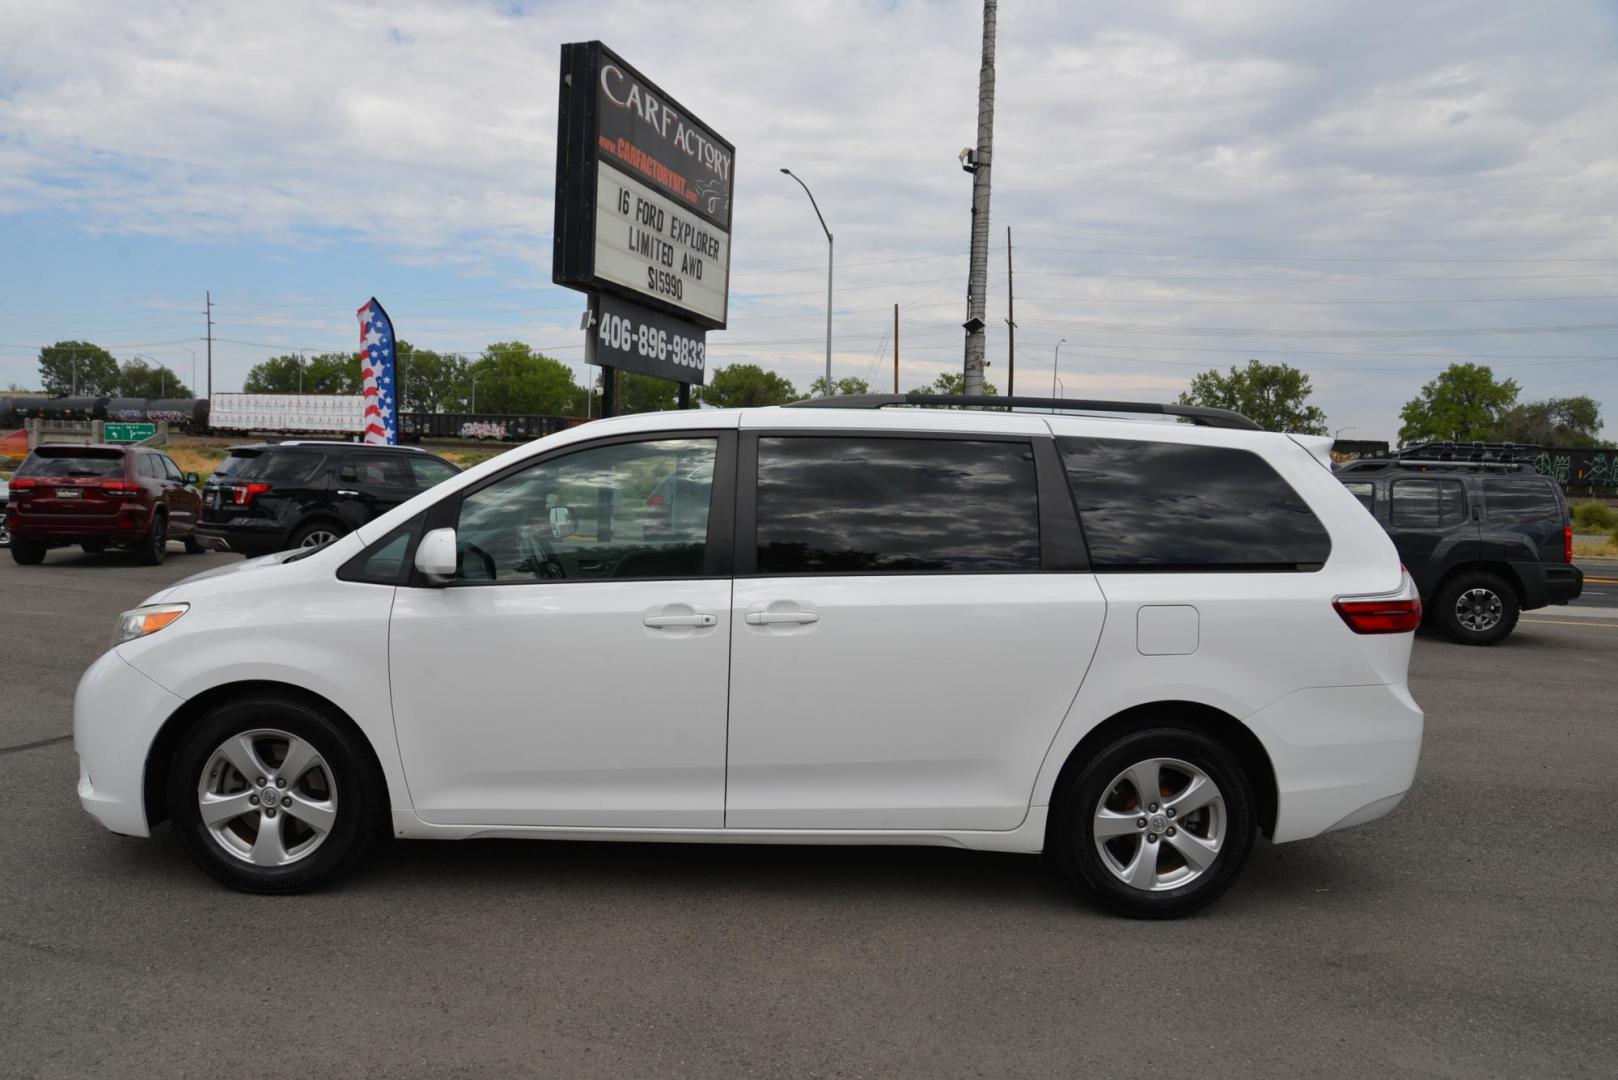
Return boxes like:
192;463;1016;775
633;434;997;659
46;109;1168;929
1005;225;1016;396
961;0;997;397
204;291;214;400
893;303;900;393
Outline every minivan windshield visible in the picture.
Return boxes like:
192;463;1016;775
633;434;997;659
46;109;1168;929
18;448;126;479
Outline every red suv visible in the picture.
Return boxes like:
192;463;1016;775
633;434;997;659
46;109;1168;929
6;444;204;566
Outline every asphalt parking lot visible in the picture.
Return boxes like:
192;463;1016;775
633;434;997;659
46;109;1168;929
3;549;1616;1078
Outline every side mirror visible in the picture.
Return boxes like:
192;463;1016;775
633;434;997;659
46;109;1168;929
548;505;577;538
185;472;200;485
414;526;458;585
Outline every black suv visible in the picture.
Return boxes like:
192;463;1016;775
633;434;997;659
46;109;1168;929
196;441;460;557
1336;442;1581;645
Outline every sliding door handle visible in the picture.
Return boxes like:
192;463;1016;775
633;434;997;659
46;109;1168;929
744;611;819;626
644;613;718;629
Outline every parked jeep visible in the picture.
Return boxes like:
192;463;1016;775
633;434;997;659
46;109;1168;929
1336;443;1582;645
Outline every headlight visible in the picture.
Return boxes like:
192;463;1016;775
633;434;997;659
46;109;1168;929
114;603;189;645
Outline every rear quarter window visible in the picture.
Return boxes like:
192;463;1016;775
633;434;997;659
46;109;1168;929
1482;477;1564;524
1059;437;1331;571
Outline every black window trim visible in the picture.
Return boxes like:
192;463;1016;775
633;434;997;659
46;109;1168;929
734;429;1086;578
411;428;737;588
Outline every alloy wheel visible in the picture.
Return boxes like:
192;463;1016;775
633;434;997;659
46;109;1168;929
196;729;338;867
299;529;339;549
1455;588;1503;632
1093;757;1226;892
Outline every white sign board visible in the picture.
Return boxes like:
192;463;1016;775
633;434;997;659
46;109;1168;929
593;167;729;327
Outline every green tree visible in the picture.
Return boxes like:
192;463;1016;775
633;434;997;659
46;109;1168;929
618;372;679;414
907;372;998;396
700;364;799;407
241;352;361;394
464;342;580;415
38;341;119;396
809;376;872;397
1398;363;1520;446
116;358;191;399
1490;395;1607;448
1178;359;1328;434
396;343;467;413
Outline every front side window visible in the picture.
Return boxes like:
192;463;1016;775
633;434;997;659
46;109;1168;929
1482;478;1562;524
161;456;185;482
453;438;716;583
1060;437;1331;571
754;436;1041;574
1391;479;1466;528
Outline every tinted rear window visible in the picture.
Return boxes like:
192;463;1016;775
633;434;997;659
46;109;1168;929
1059;437;1331;571
754;436;1041;574
19;449;126;478
211;453;253;480
1483;478;1563;524
234;451;325;484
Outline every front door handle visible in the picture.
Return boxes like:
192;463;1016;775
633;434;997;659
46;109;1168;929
744;611;819;626
644;613;718;629
336;489;360;498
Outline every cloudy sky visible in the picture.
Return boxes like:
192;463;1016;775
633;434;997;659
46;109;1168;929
2;0;1615;441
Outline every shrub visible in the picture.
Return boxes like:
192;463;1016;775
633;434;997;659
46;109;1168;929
1572;501;1618;531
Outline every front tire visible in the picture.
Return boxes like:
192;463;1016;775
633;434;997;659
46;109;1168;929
183;533;206;554
137;511;168;565
167;695;385;893
1053;727;1256;918
10;536;45;565
1434;570;1519;646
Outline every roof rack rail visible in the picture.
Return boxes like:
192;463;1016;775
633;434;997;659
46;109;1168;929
1335;458;1532;474
784;393;1262;431
1391;440;1541;463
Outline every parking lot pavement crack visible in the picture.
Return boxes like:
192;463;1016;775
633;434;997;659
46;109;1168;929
0;733;72;756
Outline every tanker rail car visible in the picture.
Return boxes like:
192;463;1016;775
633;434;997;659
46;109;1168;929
0;396;211;433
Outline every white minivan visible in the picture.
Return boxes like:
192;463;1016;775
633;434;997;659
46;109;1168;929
75;396;1423;917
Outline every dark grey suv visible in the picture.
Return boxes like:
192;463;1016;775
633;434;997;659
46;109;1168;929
1336;443;1581;645
196;441;459;557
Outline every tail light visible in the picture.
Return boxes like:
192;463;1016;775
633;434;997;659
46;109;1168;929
1334;567;1423;634
99;480;140;497
230;482;273;506
1564;525;1573;564
647;494;664;506
10;478;36;491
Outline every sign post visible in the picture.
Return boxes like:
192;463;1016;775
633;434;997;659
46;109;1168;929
553;41;734;416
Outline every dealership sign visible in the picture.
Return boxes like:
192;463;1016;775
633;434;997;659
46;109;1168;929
553;41;734;332
590;293;707;385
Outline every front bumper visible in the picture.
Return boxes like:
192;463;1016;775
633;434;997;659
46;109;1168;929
1245;681;1425;844
74;648;187;837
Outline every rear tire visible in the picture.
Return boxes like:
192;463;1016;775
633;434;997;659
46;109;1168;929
137;511;168;566
1052;727;1256;919
10;536;45;565
1434;570;1519;646
167;694;386;893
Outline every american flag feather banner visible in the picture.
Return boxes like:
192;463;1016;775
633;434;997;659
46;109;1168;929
356;297;397;445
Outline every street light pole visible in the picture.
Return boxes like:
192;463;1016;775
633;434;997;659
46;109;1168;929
781;168;833;396
1050;338;1067;407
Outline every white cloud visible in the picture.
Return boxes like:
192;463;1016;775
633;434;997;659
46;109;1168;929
0;0;1614;438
